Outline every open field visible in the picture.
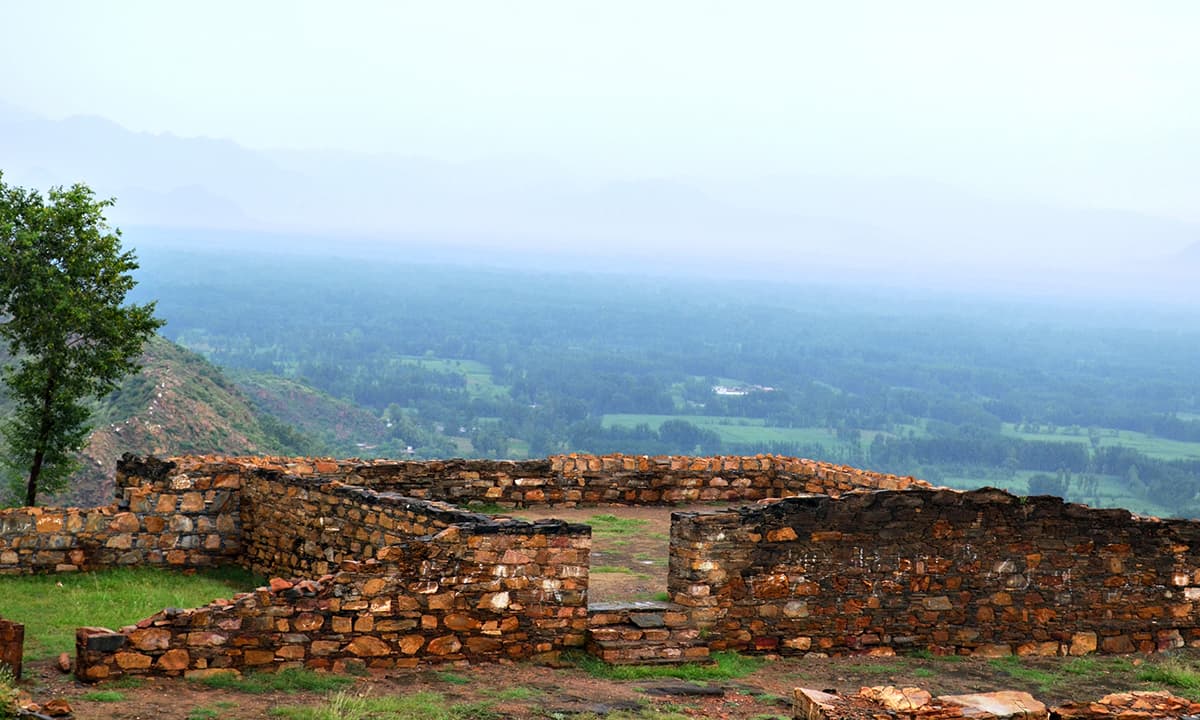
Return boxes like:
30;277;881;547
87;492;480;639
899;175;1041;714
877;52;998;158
601;414;842;446
1001;423;1200;462
398;355;510;401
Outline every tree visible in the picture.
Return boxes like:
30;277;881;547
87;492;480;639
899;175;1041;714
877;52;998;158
0;175;163;505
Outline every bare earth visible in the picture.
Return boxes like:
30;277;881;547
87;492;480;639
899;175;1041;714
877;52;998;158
25;649;1195;720
507;502;743;603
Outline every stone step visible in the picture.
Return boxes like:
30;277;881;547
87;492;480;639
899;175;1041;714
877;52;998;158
585;638;710;665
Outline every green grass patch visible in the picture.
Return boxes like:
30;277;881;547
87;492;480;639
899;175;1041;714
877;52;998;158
987;656;1058;690
192;668;354;695
1000;423;1200;462
270;691;500;720
81;690;126;702
593;566;636;574
486;686;543;700
435;671;471;685
1137;659;1200;698
588;514;649;537
568;650;763;682
186;709;220;720
0;566;264;660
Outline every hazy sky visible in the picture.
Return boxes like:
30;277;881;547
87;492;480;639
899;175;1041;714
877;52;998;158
3;1;1199;223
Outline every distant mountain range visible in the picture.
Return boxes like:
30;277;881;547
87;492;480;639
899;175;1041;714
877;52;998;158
1;100;1197;298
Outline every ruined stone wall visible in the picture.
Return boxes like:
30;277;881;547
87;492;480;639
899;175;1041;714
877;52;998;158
0;456;242;574
73;454;591;680
337;454;928;507
1;452;921;575
76;516;590;681
670;488;1200;657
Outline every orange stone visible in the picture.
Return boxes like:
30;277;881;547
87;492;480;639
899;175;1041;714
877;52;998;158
345;636;391;657
156;649;190;671
427;635;462;656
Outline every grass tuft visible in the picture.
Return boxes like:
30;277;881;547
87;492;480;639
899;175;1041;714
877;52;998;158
588;514;650;537
1137;659;1200;698
987;656;1058;689
81;690;126;702
192;668;354;695
568;650;762;681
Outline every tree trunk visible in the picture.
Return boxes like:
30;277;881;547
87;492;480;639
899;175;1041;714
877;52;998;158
25;447;45;507
25;373;57;507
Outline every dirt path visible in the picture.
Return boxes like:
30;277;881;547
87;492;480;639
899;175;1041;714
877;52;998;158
26;650;1197;720
503;503;743;604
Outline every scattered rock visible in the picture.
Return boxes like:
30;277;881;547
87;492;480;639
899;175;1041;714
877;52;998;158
642;682;724;697
55;653;70;673
41;698;73;717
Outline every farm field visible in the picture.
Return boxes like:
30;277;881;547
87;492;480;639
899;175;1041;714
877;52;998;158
398;355;510;401
601;414;842;447
1000;423;1200;462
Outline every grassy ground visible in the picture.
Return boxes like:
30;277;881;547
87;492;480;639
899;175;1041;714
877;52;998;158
398;356;510;401
0;566;263;660
1001;422;1200;462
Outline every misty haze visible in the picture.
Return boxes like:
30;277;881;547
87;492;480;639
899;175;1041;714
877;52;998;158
3;3;1200;716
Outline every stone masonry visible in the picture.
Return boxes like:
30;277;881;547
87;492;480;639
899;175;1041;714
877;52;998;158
2;452;1199;681
671;488;1200;657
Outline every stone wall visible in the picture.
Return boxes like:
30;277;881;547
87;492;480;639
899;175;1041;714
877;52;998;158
0;456;242;574
341;454;928;507
670;487;1200;657
76;514;590;681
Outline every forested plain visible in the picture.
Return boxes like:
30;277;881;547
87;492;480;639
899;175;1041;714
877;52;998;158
126;244;1200;518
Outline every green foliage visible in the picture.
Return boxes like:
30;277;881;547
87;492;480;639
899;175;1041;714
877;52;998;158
81;690;126;702
0;664;17;720
191;668;354;695
1137;658;1200;698
0;174;162;505
568;650;763;681
0;565;262;660
115;248;1200;514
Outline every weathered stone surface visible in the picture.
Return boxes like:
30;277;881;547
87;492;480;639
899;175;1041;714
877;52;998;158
156;648;189;671
427;635;462;656
1053;690;1200;718
345;636;391;657
938;691;1047;719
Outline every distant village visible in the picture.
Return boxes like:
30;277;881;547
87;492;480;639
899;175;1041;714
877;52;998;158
711;384;776;397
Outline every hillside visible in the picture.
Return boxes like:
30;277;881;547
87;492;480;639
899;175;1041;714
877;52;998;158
66;337;310;505
0;336;320;507
230;370;390;457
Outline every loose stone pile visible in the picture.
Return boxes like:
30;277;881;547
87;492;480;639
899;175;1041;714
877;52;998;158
794;686;1200;719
